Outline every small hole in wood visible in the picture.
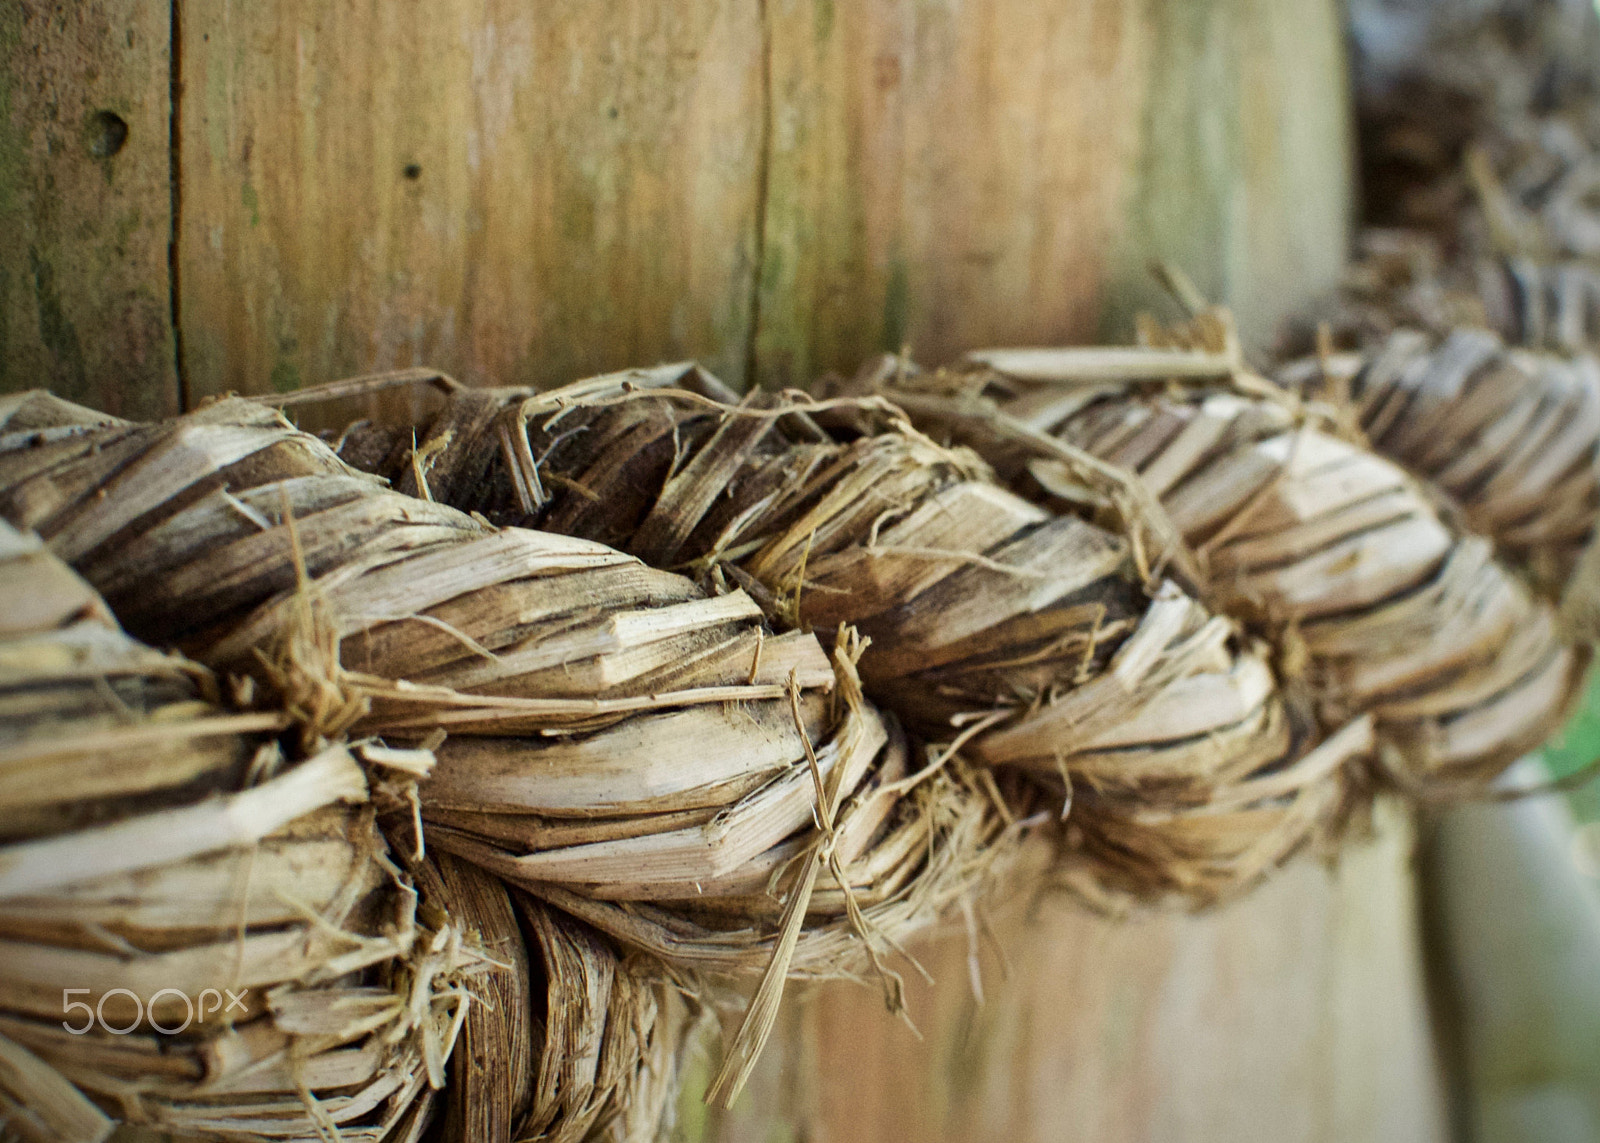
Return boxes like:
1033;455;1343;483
403;163;422;180
89;111;129;158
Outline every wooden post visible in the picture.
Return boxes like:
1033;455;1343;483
1424;776;1600;1140
684;803;1446;1143
3;0;1351;404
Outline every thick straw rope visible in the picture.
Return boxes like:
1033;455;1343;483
860;313;1588;797
309;366;1356;910
0;311;1590;1133
0;391;1023;1118
9;8;1600;1117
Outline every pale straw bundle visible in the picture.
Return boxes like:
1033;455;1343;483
1279;221;1600;358
1280;327;1600;618
1352;0;1600;261
0;391;407;660
302;365;1355;909
0;520;477;1143
882;312;1587;796
1278;229;1489;353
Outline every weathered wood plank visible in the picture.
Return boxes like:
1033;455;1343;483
752;0;1150;389
3;0;1352;410
686;803;1447;1143
1097;0;1353;347
164;0;1351;403
177;0;765;401
0;1;175;418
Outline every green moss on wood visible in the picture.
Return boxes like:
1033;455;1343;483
28;246;88;401
813;0;836;44
881;252;909;353
269;359;302;393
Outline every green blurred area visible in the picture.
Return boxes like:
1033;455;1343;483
1540;669;1600;824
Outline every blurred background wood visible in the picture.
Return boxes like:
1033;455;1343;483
0;3;1449;1141
1423;767;1600;1143
682;803;1447;1143
1098;0;1352;347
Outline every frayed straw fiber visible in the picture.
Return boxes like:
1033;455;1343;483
1280;328;1600;636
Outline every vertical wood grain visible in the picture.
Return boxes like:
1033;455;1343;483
682;803;1447;1143
1096;0;1353;347
0;1;175;418
177;0;766;400
1232;0;1353;347
3;0;1352;410
751;0;1150;389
